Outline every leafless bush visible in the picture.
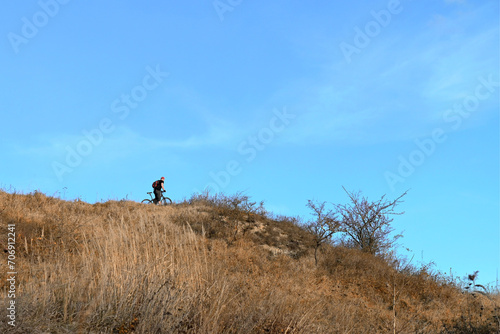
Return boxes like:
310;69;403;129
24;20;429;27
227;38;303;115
305;200;340;265
188;190;266;216
334;187;407;256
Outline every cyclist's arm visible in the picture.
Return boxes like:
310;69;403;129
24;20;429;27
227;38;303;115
162;183;166;192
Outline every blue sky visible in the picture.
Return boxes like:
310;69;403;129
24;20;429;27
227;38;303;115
1;0;498;286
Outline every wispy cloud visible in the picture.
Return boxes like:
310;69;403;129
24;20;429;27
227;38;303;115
14;118;240;161
8;109;251;182
149;118;240;150
273;1;498;146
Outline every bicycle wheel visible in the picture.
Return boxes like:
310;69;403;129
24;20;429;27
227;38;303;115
162;197;172;205
141;199;153;204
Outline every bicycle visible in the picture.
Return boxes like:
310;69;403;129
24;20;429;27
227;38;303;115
141;191;172;205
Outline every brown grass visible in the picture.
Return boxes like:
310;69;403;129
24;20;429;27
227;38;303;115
0;190;498;333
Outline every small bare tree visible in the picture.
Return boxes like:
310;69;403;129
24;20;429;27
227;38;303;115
305;200;340;266
334;187;407;256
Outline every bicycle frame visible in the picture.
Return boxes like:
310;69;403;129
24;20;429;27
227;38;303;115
142;191;172;205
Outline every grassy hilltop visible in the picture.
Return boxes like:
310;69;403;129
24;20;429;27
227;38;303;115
0;190;498;333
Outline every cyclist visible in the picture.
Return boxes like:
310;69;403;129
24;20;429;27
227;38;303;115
152;177;166;205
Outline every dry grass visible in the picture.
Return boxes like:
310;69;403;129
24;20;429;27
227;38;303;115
0;190;498;333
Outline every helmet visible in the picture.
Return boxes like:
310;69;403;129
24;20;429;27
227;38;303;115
161;177;165;180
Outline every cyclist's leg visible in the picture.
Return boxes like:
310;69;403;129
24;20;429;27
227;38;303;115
153;189;161;204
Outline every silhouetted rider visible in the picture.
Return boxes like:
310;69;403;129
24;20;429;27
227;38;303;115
152;177;166;205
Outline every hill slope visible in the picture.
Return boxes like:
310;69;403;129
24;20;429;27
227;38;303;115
0;191;498;333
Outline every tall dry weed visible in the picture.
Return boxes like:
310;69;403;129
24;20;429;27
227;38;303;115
0;190;498;333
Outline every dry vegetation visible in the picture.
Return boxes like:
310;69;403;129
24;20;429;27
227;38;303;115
0;190;498;333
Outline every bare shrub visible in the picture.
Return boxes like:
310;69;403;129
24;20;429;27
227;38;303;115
305;200;340;265
334;187;407;256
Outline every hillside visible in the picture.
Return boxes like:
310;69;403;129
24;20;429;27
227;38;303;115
0;190;498;333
